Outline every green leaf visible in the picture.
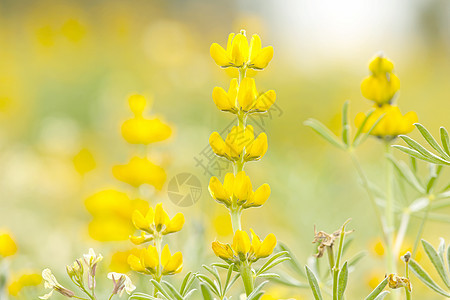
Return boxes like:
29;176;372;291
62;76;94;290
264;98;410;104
421;239;450;288
247;281;268;300
447;244;450;276
223;263;234;294
354;111;385;147
305;265;323;300
256;251;289;275
337;261;348;300
352;109;374;146
150;280;172;299
180;272;194;296
373;291;390;300
415;123;450;160
409;258;450;297
348;251;367;268
399;135;450;165
200;283;214;300
304;118;346;150
162;280;183;300
196;274;220;295
271;270;309;288
342;100;350;146
388;155;425;193
441;127;450;155
203;265;222;292
257;273;281;279
364;276;388;300
128;292;156;300
393;145;450;165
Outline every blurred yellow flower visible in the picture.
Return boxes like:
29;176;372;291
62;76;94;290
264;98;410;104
85;189;148;241
8;272;42;296
61;19;86;43
109;249;141;273
355;104;418;138
112;156;166;189
361;55;400;105
212;78;276;114
122;94;172;145
209;125;267;162
128;244;182;276
213;213;233;236
73;148;96;176
130;203;185;244
210;30;273;70
212;229;276;264
0;232;17;258
209;171;270;209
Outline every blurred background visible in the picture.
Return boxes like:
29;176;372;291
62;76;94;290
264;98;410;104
0;0;449;298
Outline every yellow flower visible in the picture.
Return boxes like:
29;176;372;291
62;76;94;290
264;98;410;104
112;156;166;189
208;171;270;208
127;244;182;276
212;78;276;114
212;229;276;264
209;125;267;162
355;104;418;138
109;249;141;273
0;232;17;258
8;273;42;296
122;94;172;145
361;55;400;105
210;30;273;70
85;189;149;241
130;203;185;243
73;148;96;176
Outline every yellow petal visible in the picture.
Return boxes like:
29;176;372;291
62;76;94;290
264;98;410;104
142;246;159;271
0;233;17;257
154;203;169;232
222;173;235;197
163;213;185;234
368;56;394;74
212;86;235;112
160;244;171;267
254;90;276;112
130;232;152;245
249;46;274;70
112;157;166;189
237;78;258;111
232;230;251;256
231;33;249;67
163;251;183;275
249;34;262;62
234;171;252;203
122;118;172;145
250;228;262;255
245;132;268;161
212;241;234;261
257;233;277;259
73;148;96;176
131;210;151;232
209;132;226;157
210;43;232;67
209;176;231;206
246;183;270;207
127;254;145;273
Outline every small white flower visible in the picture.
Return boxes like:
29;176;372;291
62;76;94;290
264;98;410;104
39;268;74;299
83;248;103;267
107;272;136;296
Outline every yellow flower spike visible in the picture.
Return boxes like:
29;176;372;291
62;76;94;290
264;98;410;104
163;213;185;235
212;79;238;113
361;55;400;105
161;245;183;275
248;34;274;70
73;148;96;176
234;171;253;204
233;230;251;257
355;104;418;138
112;156;166;189
212;241;234;261
0;232;17;258
210;126;255;161
244;183;271;208
209;176;232;207
154;203;170;232
245;132;268;161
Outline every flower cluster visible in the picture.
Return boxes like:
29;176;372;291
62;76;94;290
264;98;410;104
208;30;279;296
128;203;184;282
356;55;418;140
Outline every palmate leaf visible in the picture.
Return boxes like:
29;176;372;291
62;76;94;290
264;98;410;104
409;258;450;297
421;240;450;289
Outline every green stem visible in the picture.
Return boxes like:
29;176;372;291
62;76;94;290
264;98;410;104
108;294;115;300
230;208;242;232
238;67;247;84
240;263;254;296
384;142;396;274
405;257;412;300
349;150;388;245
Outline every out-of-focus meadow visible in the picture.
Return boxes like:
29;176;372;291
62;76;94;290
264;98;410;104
0;0;449;299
